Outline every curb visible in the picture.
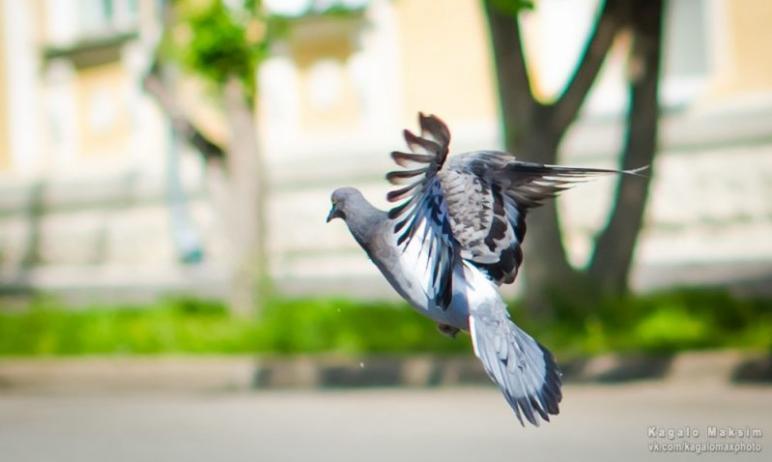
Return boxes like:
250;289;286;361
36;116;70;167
0;352;768;392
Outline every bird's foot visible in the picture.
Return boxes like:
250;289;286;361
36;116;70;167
437;323;460;338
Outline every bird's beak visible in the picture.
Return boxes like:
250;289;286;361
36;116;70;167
326;204;341;223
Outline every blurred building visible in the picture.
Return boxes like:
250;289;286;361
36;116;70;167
0;0;771;303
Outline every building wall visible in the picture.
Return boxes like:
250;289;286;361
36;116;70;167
722;0;772;94
394;0;498;126
74;61;133;159
1;1;43;176
0;0;771;303
0;0;9;171
287;16;363;134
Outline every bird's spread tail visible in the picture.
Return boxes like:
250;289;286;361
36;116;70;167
464;264;562;426
469;312;562;426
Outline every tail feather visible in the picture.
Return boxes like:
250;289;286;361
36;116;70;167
470;313;562;426
464;263;562;426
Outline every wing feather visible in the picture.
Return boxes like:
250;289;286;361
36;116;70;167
386;117;647;303
387;113;457;309
449;152;647;285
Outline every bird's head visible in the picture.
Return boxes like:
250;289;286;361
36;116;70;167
326;187;362;223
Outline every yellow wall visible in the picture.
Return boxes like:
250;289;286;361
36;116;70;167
75;62;132;158
723;0;772;93
394;0;497;124
290;30;360;133
0;1;9;171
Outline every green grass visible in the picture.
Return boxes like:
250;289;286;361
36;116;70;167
0;296;469;357
0;289;769;357
515;289;772;358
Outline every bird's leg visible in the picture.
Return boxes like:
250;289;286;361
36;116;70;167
437;323;460;338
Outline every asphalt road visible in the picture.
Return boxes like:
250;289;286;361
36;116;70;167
0;383;769;462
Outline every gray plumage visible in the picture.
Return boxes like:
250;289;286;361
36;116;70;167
327;113;645;426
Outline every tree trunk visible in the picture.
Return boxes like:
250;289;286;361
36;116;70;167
144;66;269;317
588;0;663;295
518;131;586;316
144;2;269;317
482;0;635;316
222;79;270;316
482;0;537;150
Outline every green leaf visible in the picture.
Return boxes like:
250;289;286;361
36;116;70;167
489;0;535;17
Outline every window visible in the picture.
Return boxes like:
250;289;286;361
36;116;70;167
661;0;711;107
78;0;139;37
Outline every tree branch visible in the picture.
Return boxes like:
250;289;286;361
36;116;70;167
142;1;226;162
142;65;227;162
588;0;663;293
483;0;542;151
550;0;628;136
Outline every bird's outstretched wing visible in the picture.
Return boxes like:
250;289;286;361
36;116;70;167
387;114;647;303
444;151;647;285
386;113;458;309
462;152;647;209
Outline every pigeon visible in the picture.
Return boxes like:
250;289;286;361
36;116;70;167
326;113;646;426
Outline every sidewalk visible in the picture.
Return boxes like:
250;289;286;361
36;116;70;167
0;351;768;392
3;383;769;462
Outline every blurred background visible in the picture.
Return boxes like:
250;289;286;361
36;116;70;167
0;0;770;460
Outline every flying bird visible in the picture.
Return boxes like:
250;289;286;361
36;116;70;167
326;113;646;426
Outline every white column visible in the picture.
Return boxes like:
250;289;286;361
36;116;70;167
2;0;42;176
44;59;79;172
357;0;401;133
46;0;79;46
